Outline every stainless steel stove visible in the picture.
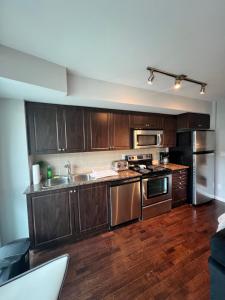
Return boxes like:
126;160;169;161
125;154;172;220
125;154;171;177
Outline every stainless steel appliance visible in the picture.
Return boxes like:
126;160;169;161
110;178;141;226
133;130;163;149
125;154;172;220
160;151;169;164
112;160;128;172
170;130;215;205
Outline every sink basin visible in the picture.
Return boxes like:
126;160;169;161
72;174;92;182
43;176;70;188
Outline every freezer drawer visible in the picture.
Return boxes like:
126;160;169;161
110;179;141;226
193;152;215;205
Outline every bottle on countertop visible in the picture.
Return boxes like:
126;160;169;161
47;165;53;179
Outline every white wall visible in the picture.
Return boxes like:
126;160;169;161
0;98;30;244
215;99;225;201
0;44;67;94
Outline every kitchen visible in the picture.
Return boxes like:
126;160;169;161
1;1;225;299
24;101;212;249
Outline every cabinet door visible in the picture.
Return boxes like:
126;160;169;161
177;113;210;130
26;102;60;154
188;113;210;129
163;116;177;147
131;113;163;129
64;106;85;152
76;184;109;234
86;110;110;150
111;113;131;150
30;190;73;248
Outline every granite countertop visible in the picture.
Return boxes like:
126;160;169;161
159;163;189;171
24;170;141;195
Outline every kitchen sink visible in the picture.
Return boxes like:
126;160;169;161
42;174;93;189
43;176;70;188
72;174;92;182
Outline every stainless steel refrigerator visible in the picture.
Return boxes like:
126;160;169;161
170;130;215;205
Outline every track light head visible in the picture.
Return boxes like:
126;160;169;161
200;84;206;95
174;77;181;89
147;69;155;85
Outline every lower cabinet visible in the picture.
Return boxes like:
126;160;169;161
27;183;109;249
172;169;188;208
74;184;109;236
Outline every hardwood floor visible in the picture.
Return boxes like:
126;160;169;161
31;200;225;300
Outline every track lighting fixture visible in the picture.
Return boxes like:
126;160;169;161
174;77;181;89
147;69;154;85
200;84;206;95
146;67;207;95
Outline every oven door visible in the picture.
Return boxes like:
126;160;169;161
142;174;172;206
133;130;163;149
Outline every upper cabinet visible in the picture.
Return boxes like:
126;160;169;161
26;102;85;154
177;113;210;130
86;110;131;151
26;102;59;154
26;101;209;154
85;109;111;151
110;112;131;150
163;115;177;148
130;113;163;129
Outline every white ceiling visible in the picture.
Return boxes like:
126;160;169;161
1;0;225;101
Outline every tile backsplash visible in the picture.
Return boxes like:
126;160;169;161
31;148;167;182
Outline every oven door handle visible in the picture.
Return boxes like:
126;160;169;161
142;175;170;182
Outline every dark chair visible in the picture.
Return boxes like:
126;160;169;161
209;228;225;300
0;238;30;284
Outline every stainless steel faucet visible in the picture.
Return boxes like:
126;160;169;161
64;161;72;181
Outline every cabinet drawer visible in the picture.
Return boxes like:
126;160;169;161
173;188;187;201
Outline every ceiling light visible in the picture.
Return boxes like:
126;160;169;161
200;84;206;95
174;77;181;89
146;67;207;95
147;69;154;85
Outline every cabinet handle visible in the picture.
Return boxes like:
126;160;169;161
69;190;73;194
62;148;65;152
73;189;77;193
58;148;61;152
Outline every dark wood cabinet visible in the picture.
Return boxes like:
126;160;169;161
26;102;85;154
75;184;109;235
163;115;177;147
172;169;188;208
86;110;110;150
27;183;109;249
177;113;210;130
64;106;85;152
130;113;163;129
110;112;131;150
86;110;131;151
27;189;74;249
26;102;60;154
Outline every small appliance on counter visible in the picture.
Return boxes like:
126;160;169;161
160;151;169;165
112;160;129;172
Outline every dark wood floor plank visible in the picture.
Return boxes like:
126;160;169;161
31;201;225;300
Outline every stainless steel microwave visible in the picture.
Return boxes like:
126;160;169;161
133;129;163;149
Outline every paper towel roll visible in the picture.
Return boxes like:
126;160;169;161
32;164;41;185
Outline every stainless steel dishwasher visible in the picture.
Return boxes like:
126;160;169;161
110;178;141;227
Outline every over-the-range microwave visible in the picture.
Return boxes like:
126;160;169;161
133;129;163;149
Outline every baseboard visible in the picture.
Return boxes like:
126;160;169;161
215;196;225;202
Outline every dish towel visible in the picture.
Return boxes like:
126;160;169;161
217;213;225;232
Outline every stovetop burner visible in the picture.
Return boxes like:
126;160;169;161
125;153;171;177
